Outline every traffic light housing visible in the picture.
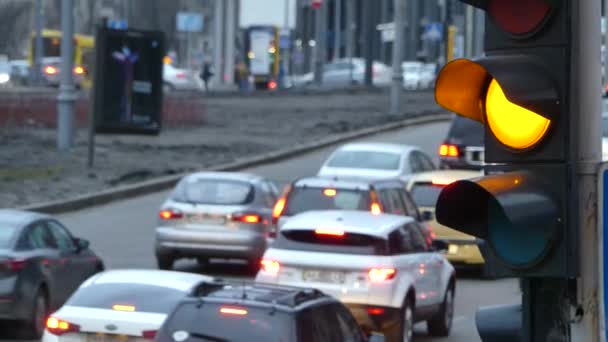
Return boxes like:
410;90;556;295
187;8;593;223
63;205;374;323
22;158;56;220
434;0;577;278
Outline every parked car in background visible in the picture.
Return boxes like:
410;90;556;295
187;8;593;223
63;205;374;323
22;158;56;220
9;60;30;86
406;170;485;269
318;142;436;181
402;61;424;90
292;58;391;88
420;63;437;89
257;211;455;341
0;61;12;87
42;270;214;342
0;209;104;338
163;63;202;92
155;172;280;271
156;281;384;342
439;115;485;170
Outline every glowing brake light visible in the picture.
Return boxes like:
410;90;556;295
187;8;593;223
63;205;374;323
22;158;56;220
74;66;85;74
368;268;397;283
439;144;459;157
268;80;278;90
315;228;345;237
323;188;337;197
260;259;280;275
46;317;80;336
367;307;385;315
369;191;382;215
232;212;262;224
159;209;183;220
220;307;248;316
431;179;453;186
44;66;58;75
112;304;136;312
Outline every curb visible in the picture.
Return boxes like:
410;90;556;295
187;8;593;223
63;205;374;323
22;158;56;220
21;113;451;214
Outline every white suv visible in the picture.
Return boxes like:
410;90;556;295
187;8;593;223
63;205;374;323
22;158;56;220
255;210;455;342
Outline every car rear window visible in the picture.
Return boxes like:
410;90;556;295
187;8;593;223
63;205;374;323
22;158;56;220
283;187;370;216
172;178;254;205
273;230;388;255
446;116;484;146
66;283;188;314
410;183;444;207
0;226;17;249
326;150;401;170
159;302;293;342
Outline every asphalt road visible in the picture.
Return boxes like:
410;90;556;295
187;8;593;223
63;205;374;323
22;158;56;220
2;121;519;342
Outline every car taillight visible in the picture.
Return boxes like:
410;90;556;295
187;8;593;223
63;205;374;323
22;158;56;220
159;209;183;220
74;66;85;75
46;317;80;336
367;307;385;315
368;268;397;283
220;306;248;316
44;66;58;75
439;144;459;157
176;72;186;79
0;258;27;272
268;80;278;89
369;191;383;215
142;330;157;339
315;228;345;237
260;259;280;275
232;212;262;224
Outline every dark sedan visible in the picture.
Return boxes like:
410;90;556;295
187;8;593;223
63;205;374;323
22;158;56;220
0;209;104;338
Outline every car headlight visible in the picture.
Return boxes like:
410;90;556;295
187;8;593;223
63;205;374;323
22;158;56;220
0;73;10;84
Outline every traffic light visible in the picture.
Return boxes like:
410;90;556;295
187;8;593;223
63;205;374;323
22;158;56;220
434;0;577;279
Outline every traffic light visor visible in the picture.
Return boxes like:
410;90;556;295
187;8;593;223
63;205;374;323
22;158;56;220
435;59;487;123
436;172;560;268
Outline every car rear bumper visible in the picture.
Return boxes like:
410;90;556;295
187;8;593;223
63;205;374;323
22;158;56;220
439;157;483;170
345;304;401;334
155;227;267;260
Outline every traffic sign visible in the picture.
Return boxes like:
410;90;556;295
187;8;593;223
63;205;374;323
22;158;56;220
177;12;203;32
600;162;608;342
423;22;443;41
108;19;128;30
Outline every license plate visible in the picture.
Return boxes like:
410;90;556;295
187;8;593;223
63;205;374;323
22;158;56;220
86;333;135;342
448;244;459;254
302;270;345;284
187;214;226;226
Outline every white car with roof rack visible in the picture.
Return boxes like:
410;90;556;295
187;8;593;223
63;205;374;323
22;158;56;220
256;210;455;342
42;269;214;342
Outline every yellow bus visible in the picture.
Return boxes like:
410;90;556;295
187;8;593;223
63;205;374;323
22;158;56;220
28;29;95;87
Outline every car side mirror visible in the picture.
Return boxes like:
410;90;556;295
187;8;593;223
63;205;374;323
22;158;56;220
431;239;449;252
368;332;385;342
75;238;90;252
421;210;434;221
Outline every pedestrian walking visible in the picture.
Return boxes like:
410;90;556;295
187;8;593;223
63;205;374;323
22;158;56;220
200;59;214;92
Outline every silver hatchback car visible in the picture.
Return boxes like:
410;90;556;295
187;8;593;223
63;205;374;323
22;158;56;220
155;172;279;270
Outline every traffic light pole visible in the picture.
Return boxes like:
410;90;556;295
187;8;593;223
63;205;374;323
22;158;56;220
571;0;602;340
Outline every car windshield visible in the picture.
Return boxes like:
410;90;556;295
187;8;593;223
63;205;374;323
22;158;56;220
283;187;370;215
410;183;444;207
66;283;188;314
326;150;401;170
446;116;484;146
172;178;254;205
0;225;18;249
161;302;293;342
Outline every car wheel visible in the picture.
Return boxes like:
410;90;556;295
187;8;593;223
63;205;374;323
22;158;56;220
157;255;174;270
385;296;414;342
22;289;47;339
427;285;454;336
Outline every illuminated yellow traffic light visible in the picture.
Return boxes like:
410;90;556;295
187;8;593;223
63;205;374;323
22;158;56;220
485;79;551;150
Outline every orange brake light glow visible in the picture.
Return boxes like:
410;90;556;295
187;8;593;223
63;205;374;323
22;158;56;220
272;198;286;218
112;304;136;312
315;228;345;237
323;188;337;197
369;268;397;282
431;179;453;186
371;202;382;215
220;307;248;316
